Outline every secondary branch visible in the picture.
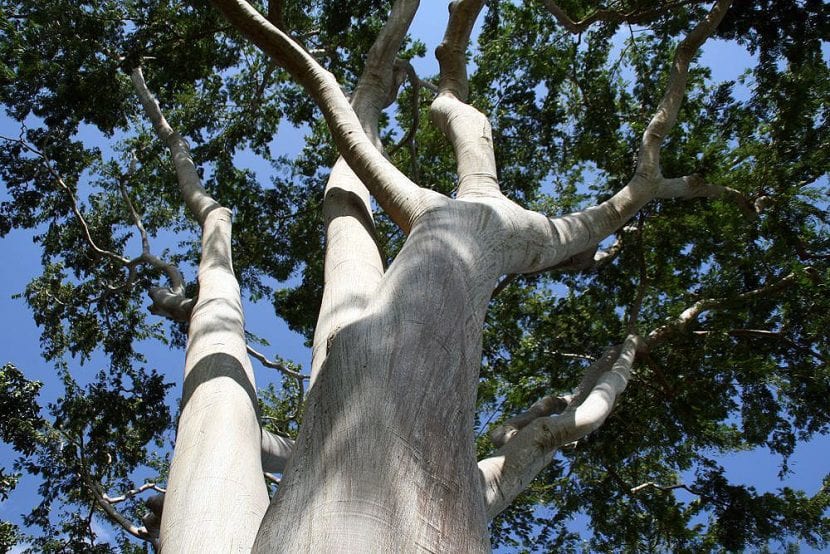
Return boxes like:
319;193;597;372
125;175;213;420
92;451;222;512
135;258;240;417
210;0;428;232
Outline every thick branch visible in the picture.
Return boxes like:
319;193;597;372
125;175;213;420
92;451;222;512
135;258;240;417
260;429;294;474
351;0;420;137
430;93;500;198
431;2;500;199
509;0;732;274
655;174;758;217
310;0;421;385
436;0;485;100
489;344;622;447
210;0;427;232
479;336;640;519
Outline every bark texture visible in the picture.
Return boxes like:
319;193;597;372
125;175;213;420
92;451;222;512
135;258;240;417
160;208;268;552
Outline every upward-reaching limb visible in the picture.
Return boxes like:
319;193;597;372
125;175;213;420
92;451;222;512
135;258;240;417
131;67;268;552
429;0;502;199
501;0;733;275
211;0;430;232
478;268;799;519
310;0;420;385
130;68;220;227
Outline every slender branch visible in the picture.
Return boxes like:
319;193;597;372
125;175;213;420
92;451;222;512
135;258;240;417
541;0;705;34
0;135;130;265
636;0;732;180
627;216;648;334
102;482;167;505
130;67;220;227
75;438;158;548
696;328;828;364
246;344;306;380
630;480;706;498
0;133;195;320
387;60;424;183
647;271;800;347
118;159;188;297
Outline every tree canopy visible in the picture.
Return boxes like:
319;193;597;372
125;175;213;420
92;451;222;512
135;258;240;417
0;0;829;551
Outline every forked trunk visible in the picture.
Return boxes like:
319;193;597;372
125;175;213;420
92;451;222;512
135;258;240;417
254;205;500;552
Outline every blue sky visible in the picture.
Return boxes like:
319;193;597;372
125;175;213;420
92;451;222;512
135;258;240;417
1;5;828;551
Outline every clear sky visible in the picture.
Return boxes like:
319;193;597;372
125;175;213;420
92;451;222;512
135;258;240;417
1;5;828;552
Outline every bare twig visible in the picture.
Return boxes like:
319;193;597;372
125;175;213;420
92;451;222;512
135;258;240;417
75;436;158;549
246;345;306;380
630;480;706;498
647;271;801;347
102;482;167;505
541;0;706;35
695;328;828;364
0;135;130;265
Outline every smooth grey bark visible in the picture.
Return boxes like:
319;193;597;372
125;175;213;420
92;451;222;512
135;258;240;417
309;0;421;385
160;208;268;552
132;68;268;552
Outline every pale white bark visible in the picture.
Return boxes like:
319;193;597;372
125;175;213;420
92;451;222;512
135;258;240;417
480;270;799;519
210;0;430;232
207;0;741;548
436;0;486;101
479;335;640;519
310;0;420;385
159;208;268;552
501;0;733;275
132;67;268;552
489;345;623;447
260;429;294;474
431;93;500;198
254;200;505;552
130;68;220;227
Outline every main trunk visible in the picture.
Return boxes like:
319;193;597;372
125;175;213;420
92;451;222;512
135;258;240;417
254;205;500;552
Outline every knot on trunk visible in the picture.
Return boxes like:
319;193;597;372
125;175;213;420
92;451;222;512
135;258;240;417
148;286;195;322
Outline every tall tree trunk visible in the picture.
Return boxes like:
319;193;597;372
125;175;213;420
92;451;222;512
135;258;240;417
131;67;269;551
254;202;499;552
160;207;269;551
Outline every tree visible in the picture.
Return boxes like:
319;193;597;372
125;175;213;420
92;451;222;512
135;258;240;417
0;0;828;551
